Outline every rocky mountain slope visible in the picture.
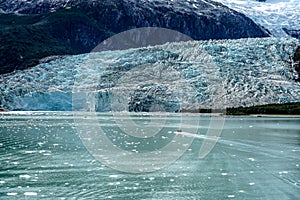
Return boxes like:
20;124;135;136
0;0;269;74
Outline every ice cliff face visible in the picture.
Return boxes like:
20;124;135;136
1;38;299;111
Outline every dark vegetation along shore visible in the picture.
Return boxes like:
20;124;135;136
226;102;300;115
181;102;300;115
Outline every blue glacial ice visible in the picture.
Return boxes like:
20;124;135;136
0;37;300;111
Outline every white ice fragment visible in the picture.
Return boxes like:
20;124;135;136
281;171;288;174
24;192;37;196
24;150;36;154
248;158;255;162
7;192;18;196
19;174;31;179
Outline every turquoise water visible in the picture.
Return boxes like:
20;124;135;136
0;112;299;199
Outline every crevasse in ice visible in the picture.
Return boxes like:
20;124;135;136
0;37;299;111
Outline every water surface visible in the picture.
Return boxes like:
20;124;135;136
0;112;299;199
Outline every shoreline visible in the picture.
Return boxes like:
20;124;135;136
1;110;300;118
248;114;300;118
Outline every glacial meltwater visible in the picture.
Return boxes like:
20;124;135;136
0;112;299;199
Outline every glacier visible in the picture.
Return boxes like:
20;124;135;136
214;0;300;38
0;37;300;111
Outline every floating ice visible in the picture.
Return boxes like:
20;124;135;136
6;193;18;196
19;174;31;179
109;175;119;178
24;192;37;196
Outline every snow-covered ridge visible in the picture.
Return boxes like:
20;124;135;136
214;0;300;38
0;38;299;111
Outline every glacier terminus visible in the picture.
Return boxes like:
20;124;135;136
0;37;299;111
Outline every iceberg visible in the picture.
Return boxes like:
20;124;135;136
0;37;299;111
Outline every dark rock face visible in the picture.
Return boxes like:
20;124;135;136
283;28;300;40
0;0;269;39
293;46;300;82
0;0;269;74
0;106;9;112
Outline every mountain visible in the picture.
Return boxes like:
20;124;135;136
0;0;269;74
1;38;299;111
